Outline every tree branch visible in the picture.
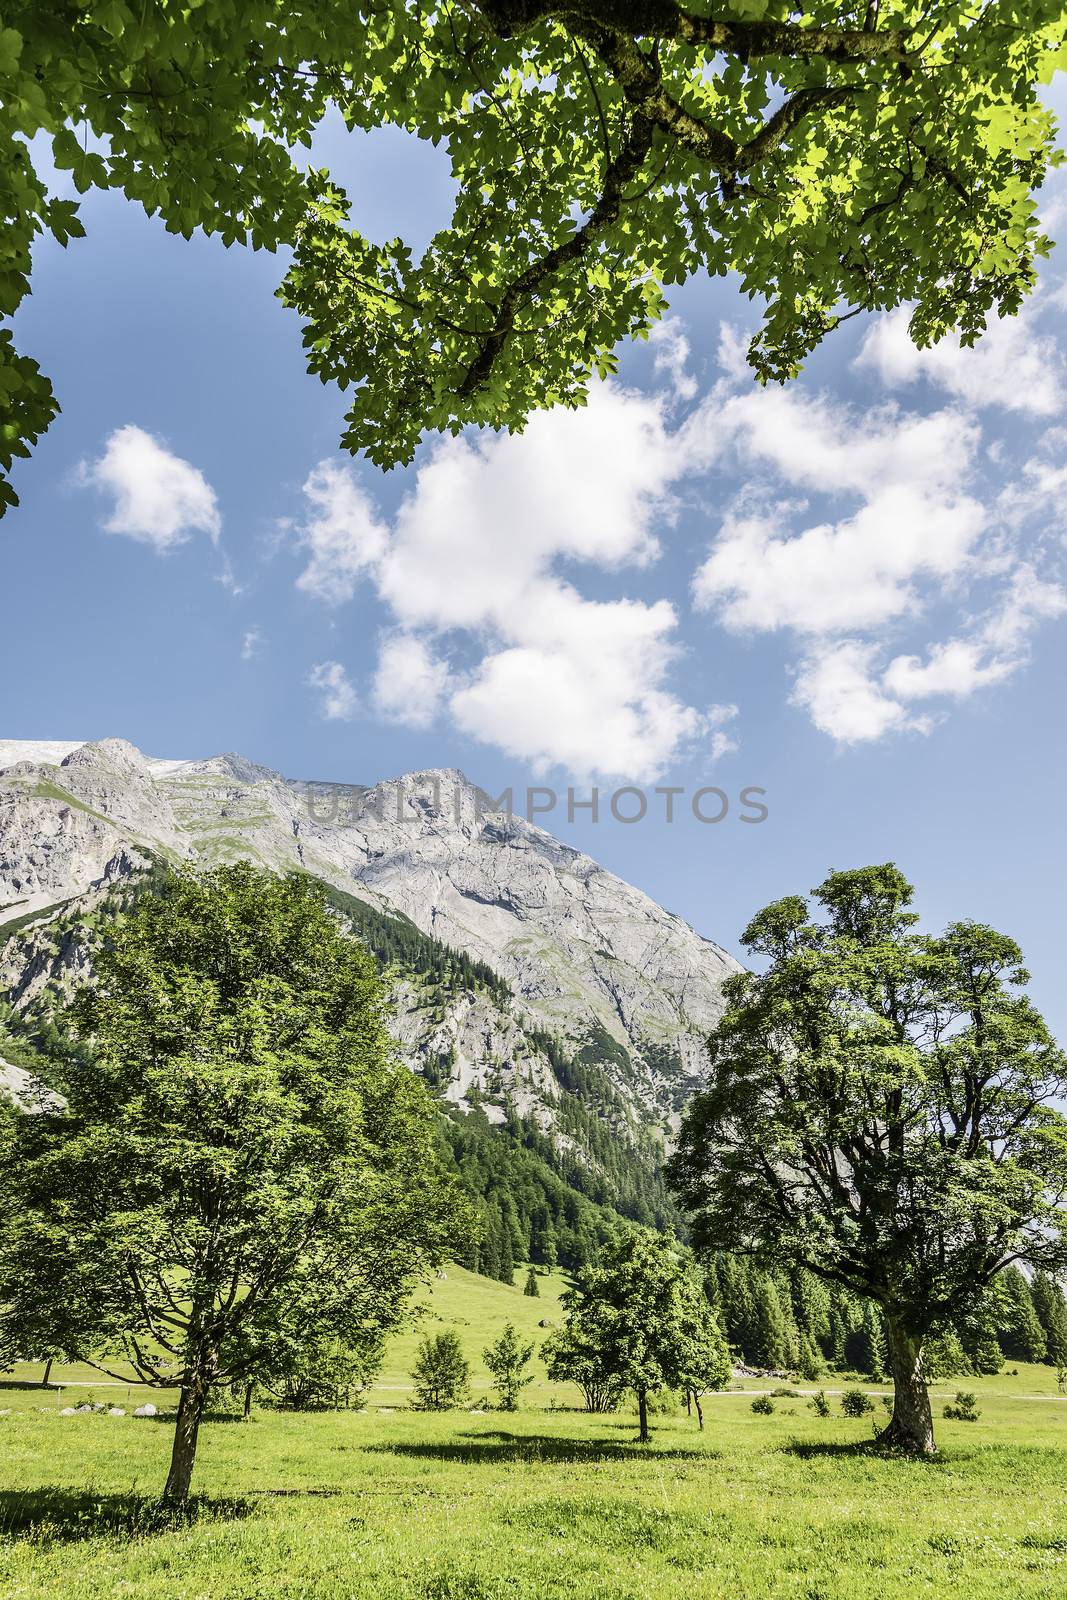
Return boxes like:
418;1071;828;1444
480;0;914;62
456;115;656;397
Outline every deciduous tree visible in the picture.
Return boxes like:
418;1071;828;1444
411;1327;472;1409
543;1227;731;1440
0;864;469;1503
669;865;1067;1454
483;1321;536;1409
3;3;1065;506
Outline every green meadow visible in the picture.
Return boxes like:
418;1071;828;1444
1;1267;1066;1600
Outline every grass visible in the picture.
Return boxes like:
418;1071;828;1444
1;1269;1066;1598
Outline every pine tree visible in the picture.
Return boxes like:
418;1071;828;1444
523;1266;540;1298
746;1277;790;1370
827;1306;848;1369
1031;1272;1067;1368
797;1332;825;1382
997;1267;1048;1363
844;1303;887;1377
498;1225;515;1286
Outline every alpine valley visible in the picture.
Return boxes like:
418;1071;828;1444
0;737;740;1273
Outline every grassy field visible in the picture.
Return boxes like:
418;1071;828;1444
2;1267;1066;1599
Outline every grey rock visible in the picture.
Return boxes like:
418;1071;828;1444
0;738;742;1136
133;1403;158;1417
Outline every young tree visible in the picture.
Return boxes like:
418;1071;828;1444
669;865;1067;1454
0;865;469;1502
483;1322;535;1411
411;1329;471;1410
523;1266;540;1298
542;1228;731;1441
3;5;1065;506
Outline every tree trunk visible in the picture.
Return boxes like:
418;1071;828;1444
879;1320;935;1455
243;1382;254;1419
41;1358;53;1387
694;1393;704;1431
685;1390;692;1416
637;1388;649;1443
163;1378;209;1504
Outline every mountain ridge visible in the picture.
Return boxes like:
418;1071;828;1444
0;736;740;1140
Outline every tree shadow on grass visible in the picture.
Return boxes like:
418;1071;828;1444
782;1439;948;1465
0;1487;254;1546
367;1432;719;1466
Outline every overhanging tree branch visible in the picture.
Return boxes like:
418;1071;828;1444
479;0;915;62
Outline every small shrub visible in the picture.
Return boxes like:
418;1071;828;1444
770;1386;799;1398
808;1390;831;1417
943;1390;981;1422
751;1394;775;1415
840;1388;875;1417
645;1389;681;1417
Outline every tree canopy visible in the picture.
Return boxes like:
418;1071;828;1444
543;1226;731;1438
3;2;1065;507
0;863;471;1502
668;863;1067;1453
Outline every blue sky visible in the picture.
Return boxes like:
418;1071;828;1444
4;109;1067;1038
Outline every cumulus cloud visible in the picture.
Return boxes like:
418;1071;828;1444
855;301;1065;418
884;566;1067;702
290;318;1066;758
372;633;450;730
792;641;928;744
296;384;718;781
81;425;221;550
691;379;1066;743
650;317;698;404
295;461;389;605
308;660;358;721
692;396;985;637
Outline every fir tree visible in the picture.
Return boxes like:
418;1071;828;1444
844;1302;888;1378
523;1267;540;1298
997;1267;1048;1363
1031;1273;1067;1368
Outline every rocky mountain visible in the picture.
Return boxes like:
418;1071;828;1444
0;737;740;1157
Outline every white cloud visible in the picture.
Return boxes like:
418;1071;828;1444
792;641;929;744
650;318;698;404
690;380;1066;743
241;626;263;661
295;461;389;605
297;384;715;781
81;425;221;551
855;301;1065;418
707;703;739;761
790;567;1067;743
692;393;984;636
885;565;1067;701
716;322;753;382
372;633;450;729
308;660;358;721
289;335;1066;761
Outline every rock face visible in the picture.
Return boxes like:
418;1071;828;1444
0;739;741;1128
